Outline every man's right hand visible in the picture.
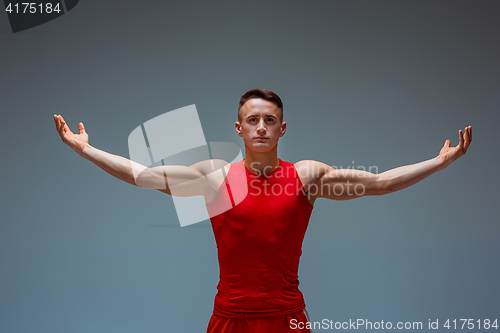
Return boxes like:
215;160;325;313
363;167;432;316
54;115;89;154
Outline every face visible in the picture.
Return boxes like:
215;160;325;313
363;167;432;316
235;98;286;152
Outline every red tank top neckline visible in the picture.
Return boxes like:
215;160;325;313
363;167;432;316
240;158;283;178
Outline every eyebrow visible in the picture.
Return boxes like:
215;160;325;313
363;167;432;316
246;114;278;118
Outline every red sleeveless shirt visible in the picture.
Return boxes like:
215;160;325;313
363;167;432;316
206;159;314;318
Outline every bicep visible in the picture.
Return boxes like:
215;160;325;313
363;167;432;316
315;169;381;200
139;164;208;197
154;159;229;197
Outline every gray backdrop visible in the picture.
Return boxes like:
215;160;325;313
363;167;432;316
1;1;499;332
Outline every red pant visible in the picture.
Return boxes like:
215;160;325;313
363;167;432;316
207;310;312;333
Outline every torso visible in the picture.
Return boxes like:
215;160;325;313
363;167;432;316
205;159;314;317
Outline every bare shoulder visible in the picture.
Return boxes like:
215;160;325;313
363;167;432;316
294;159;333;174
294;160;333;187
192;159;232;199
294;159;328;169
191;159;232;176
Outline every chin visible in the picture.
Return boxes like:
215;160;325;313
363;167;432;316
250;143;275;152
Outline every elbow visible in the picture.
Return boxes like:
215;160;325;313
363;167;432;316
369;177;394;196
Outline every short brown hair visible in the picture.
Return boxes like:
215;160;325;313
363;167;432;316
238;89;283;121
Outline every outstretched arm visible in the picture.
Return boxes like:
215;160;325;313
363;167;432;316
53;115;220;196
296;126;472;202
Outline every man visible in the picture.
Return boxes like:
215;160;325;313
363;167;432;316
54;89;472;332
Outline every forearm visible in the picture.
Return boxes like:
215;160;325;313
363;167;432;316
79;144;147;186
77;145;200;192
314;126;471;200
376;155;449;194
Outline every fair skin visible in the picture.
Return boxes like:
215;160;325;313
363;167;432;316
235;98;287;175
53;114;228;202
53;98;472;206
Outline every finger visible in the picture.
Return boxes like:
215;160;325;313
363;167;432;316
60;119;72;136
458;129;464;149
464;126;471;150
57;116;65;134
54;116;65;138
57;122;67;140
59;121;67;138
465;126;472;152
78;122;86;135
444;139;451;148
62;120;71;133
56;115;64;131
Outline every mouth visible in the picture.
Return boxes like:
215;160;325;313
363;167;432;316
254;137;269;140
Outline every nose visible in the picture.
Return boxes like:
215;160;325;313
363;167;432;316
257;119;266;134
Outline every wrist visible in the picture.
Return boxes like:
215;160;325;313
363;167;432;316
436;154;453;170
77;143;93;159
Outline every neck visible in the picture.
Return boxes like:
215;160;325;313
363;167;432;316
243;146;280;176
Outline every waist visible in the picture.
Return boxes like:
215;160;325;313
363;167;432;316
213;270;305;317
213;298;306;318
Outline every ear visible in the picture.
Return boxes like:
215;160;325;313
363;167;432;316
279;121;287;137
235;121;243;137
